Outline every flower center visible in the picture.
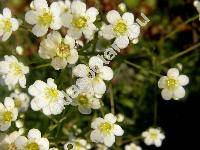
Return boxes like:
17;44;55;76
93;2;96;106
77;95;90;107
4;19;12;32
99;122;113;134
166;78;178;89
3;111;13;123
113;20;128;35
14;99;22;108
39;10;52;26
150;132;158;140
57;42;70;58
26;142;39;150
45;88;59;102
9;63;22;76
72;16;87;29
8;143;17;150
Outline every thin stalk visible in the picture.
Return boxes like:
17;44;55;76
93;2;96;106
109;84;115;114
124;60;162;77
160;42;200;65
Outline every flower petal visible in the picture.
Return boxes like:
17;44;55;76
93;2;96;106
89;56;104;69
113;124;124;136
173;86;185;99
122;12;134;25
101;66;113;81
67;49;78;64
25;10;37;25
51;57;67;70
71;0;86;15
129;23;140;40
167;68;179;78
158;76;167;89
32;24;48;37
73;64;89;77
33;0;48;11
3;8;11;18
106;10;121;24
161;89;173;100
104;134;115;147
28;129;41;140
101;25;115;40
104;113;116;123
178;75;189;86
86;7;99;23
114;36;129;49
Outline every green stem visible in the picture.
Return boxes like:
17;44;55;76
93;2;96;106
163;15;199;40
160;42;200;65
32;63;50;69
109;84;115;114
124;60;162;77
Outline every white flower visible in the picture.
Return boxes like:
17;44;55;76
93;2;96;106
0;8;19;41
158;68;189;100
15;128;49;150
90;113;124;147
0;97;18;131
10;90;30;112
64;138;91;150
116;113;124;122
101;10;140;49
39;31;79;70
67;90;101;114
25;0;62;37
194;1;200;20
28;78;66;115
61;0;99;39
16;46;24;55
0;131;20;149
0;55;29;90
142;128;165;147
73;56;113;98
125;143;141;150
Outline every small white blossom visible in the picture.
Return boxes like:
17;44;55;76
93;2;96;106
10;90;30;112
90;113;124;147
158;68;189;100
0;8;19;41
194;1;200;20
116;113;124;122
25;0;62;37
118;3;127;13
0;55;29;90
0;131;21;149
15;128;49;150
125;143;141;150
39;31;79;70
15;120;24;128
61;0;99;39
64;138;91;150
73;56;113;98
28;78;66;115
101;10;140;49
0;97;18;131
67;89;101;114
142;128;165;147
16;46;24;55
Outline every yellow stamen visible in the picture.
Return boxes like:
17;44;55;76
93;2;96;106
26;142;39;150
166;78;178;89
3;111;13;123
99;122;113;134
38;10;52;26
56;42;70;58
45;88;59;102
113;20;128;35
72;16;87;29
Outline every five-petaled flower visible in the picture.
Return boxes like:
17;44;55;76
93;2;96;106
158;68;189;100
90;113;124;147
101;10;140;49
